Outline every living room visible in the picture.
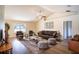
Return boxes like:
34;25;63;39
0;5;79;54
5;5;79;38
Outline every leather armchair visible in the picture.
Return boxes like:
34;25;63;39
16;31;24;40
68;34;79;53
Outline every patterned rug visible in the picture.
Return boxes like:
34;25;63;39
20;39;72;54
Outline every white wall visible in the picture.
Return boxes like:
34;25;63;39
72;15;79;35
0;6;4;30
37;19;45;31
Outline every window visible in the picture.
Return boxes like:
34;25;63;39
45;21;53;29
14;24;26;33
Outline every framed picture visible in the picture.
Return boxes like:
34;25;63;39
45;21;53;29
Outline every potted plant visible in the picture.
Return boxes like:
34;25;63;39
5;23;10;44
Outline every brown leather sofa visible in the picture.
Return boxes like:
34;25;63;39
68;34;79;53
38;31;60;40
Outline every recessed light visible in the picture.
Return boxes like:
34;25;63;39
67;5;71;7
66;10;71;12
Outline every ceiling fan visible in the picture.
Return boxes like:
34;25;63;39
36;10;53;21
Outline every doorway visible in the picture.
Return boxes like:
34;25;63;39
63;21;72;39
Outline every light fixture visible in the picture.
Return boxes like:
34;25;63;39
66;10;71;12
41;16;47;21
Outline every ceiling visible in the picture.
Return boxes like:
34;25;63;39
5;5;79;22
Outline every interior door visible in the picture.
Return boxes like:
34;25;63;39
63;21;72;39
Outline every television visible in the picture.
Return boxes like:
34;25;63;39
0;29;3;42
